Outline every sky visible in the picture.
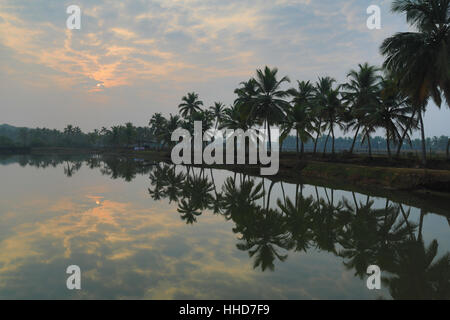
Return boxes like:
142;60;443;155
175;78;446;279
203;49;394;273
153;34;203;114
0;0;449;137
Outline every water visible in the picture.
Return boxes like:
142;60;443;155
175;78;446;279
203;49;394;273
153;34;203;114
0;154;448;299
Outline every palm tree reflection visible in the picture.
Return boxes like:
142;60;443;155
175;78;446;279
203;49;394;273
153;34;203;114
143;161;449;299
17;155;448;299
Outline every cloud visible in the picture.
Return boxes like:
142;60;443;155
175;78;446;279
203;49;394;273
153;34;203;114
0;0;448;135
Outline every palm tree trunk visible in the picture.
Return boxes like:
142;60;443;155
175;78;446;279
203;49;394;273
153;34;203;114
266;181;275;211
279;135;283;154
331;123;335;155
267;121;272;154
313;121;321;155
447;138;449;160
367;134;372;158
418;209;425;242
210;168;218;197
350;125;360;154
418;111;427;166
396;110;416;157
322;128;331;156
301;140;305;156
399;204;414;238
280;182;287;207
352;192;359;211
296;130;300;156
256;128;260;163
386;131;391;158
324;187;330;205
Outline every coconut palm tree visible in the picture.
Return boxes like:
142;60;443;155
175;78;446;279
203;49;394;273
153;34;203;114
313;77;335;154
341;63;382;154
315;77;344;155
234;79;259;113
372;76;413;157
380;0;450;165
178;92;204;119
447;138;450;159
284;81;315;156
251;66;291;153
149;113;167;149
280;103;314;157
209;102;226;131
220;104;257;159
162;114;182;148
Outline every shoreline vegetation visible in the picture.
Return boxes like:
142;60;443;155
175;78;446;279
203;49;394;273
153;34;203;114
1;1;449;196
2;150;449;219
4;146;450;198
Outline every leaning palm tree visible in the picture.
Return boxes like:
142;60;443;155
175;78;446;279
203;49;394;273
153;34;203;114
251;66;291;153
372;76;413;157
178;92;204;119
380;0;450;165
341;63;382;154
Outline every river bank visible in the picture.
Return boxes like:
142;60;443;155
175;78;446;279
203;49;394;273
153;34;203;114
11;147;450;197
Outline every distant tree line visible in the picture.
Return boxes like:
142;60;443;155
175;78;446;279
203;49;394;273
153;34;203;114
0;123;154;148
1;122;448;156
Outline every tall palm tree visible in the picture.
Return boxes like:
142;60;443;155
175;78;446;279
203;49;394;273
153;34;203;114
234;79;259;111
284;81;315;156
220;104;257;160
149;113;167;149
209;102;226;131
315;77;344;155
341;63;382;154
220;104;252;132
380;0;450;165
447;138;450;159
178;92;204;119
251;66;291;153
280;103;314;157
313;77;334;154
163;114;181;148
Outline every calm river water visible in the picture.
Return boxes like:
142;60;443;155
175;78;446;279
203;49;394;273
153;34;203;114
0;155;448;299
